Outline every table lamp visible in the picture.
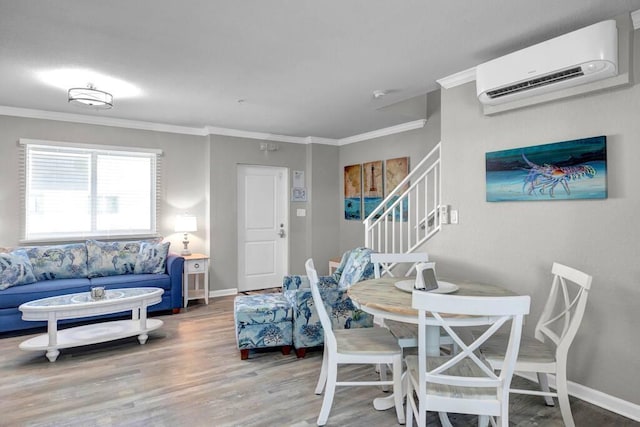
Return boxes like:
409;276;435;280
174;214;197;256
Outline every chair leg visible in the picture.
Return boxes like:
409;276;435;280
555;368;575;427
314;344;329;395
478;415;489;427
317;358;337;426
379;363;389;392
392;356;405;424
405;378;414;427
240;349;249;360
296;347;307;358
438;412;452;427
537;372;555;406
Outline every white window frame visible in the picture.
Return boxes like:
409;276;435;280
19;139;162;243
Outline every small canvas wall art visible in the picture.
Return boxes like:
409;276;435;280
363;160;383;218
344;164;362;220
385;157;409;220
486;136;607;202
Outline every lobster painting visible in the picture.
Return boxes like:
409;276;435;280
521;153;597;198
485;136;607;202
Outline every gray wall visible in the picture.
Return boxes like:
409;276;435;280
0;116;209;255
423;31;640;404
208;135;341;290
338;90;442;252
307;143;340;275
0;116;341;294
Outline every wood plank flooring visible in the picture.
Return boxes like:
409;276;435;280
1;295;636;426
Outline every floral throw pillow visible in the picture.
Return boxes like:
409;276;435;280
0;249;37;290
87;240;143;278
25;243;88;280
134;241;170;274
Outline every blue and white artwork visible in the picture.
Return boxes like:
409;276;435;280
344;164;362;220
486;136;607;202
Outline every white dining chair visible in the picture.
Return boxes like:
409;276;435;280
405;291;530;427
479;262;592;427
371;252;428;280
305;258;405;426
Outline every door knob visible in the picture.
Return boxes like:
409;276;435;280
278;229;286;238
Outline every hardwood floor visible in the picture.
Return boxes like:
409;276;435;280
1;295;636;427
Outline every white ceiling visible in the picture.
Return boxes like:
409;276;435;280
1;1;639;140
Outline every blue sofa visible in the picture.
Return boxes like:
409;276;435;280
0;241;184;334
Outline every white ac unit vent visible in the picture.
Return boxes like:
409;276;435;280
476;20;618;105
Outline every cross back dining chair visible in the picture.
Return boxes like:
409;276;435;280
405;291;531;427
371;252;428;279
479;262;593;427
305;258;405;426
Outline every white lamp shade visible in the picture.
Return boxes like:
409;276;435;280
175;214;197;232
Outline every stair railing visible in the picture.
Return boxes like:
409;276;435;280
364;142;441;253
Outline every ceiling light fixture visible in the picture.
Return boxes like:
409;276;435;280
68;83;113;109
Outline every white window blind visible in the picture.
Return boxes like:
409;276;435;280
20;140;162;242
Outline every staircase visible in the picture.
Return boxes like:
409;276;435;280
364;142;442;253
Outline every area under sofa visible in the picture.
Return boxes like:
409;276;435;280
0;241;184;334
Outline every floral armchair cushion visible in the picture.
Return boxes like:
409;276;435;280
284;286;373;349
282;247;376;350
336;247;375;290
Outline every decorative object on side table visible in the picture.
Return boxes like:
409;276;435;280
182;253;209;307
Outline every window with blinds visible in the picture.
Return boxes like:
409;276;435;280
20;139;162;242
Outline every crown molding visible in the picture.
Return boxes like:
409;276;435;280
632;9;640;30
337;119;427;145
305;136;341;146
1;105;423;146
0;105;209;136
205;125;309;144
436;67;477;89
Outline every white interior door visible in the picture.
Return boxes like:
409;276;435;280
237;165;289;292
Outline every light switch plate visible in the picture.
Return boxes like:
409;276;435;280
450;210;458;224
296;209;306;217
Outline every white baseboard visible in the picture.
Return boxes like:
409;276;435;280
517;372;640;422
209;288;238;298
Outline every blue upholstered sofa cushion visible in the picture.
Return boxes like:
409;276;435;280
0;278;91;308
134;241;170;274
86;240;142;277
25;243;88;281
0;249;37;290
90;273;170;289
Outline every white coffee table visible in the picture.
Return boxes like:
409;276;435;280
19;287;164;362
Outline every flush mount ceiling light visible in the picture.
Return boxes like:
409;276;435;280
68;83;113;109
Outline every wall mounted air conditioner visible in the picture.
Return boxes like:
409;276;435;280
476;20;618;105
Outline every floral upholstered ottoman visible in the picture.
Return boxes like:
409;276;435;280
234;293;293;360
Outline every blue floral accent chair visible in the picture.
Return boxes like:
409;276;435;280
234;293;293;360
283;247;375;358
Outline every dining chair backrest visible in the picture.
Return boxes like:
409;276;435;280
410;292;530;422
371;252;429;278
305;258;337;354
535;262;593;357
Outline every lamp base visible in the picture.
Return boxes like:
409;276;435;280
181;234;191;256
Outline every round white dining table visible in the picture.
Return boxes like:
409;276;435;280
348;277;516;412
